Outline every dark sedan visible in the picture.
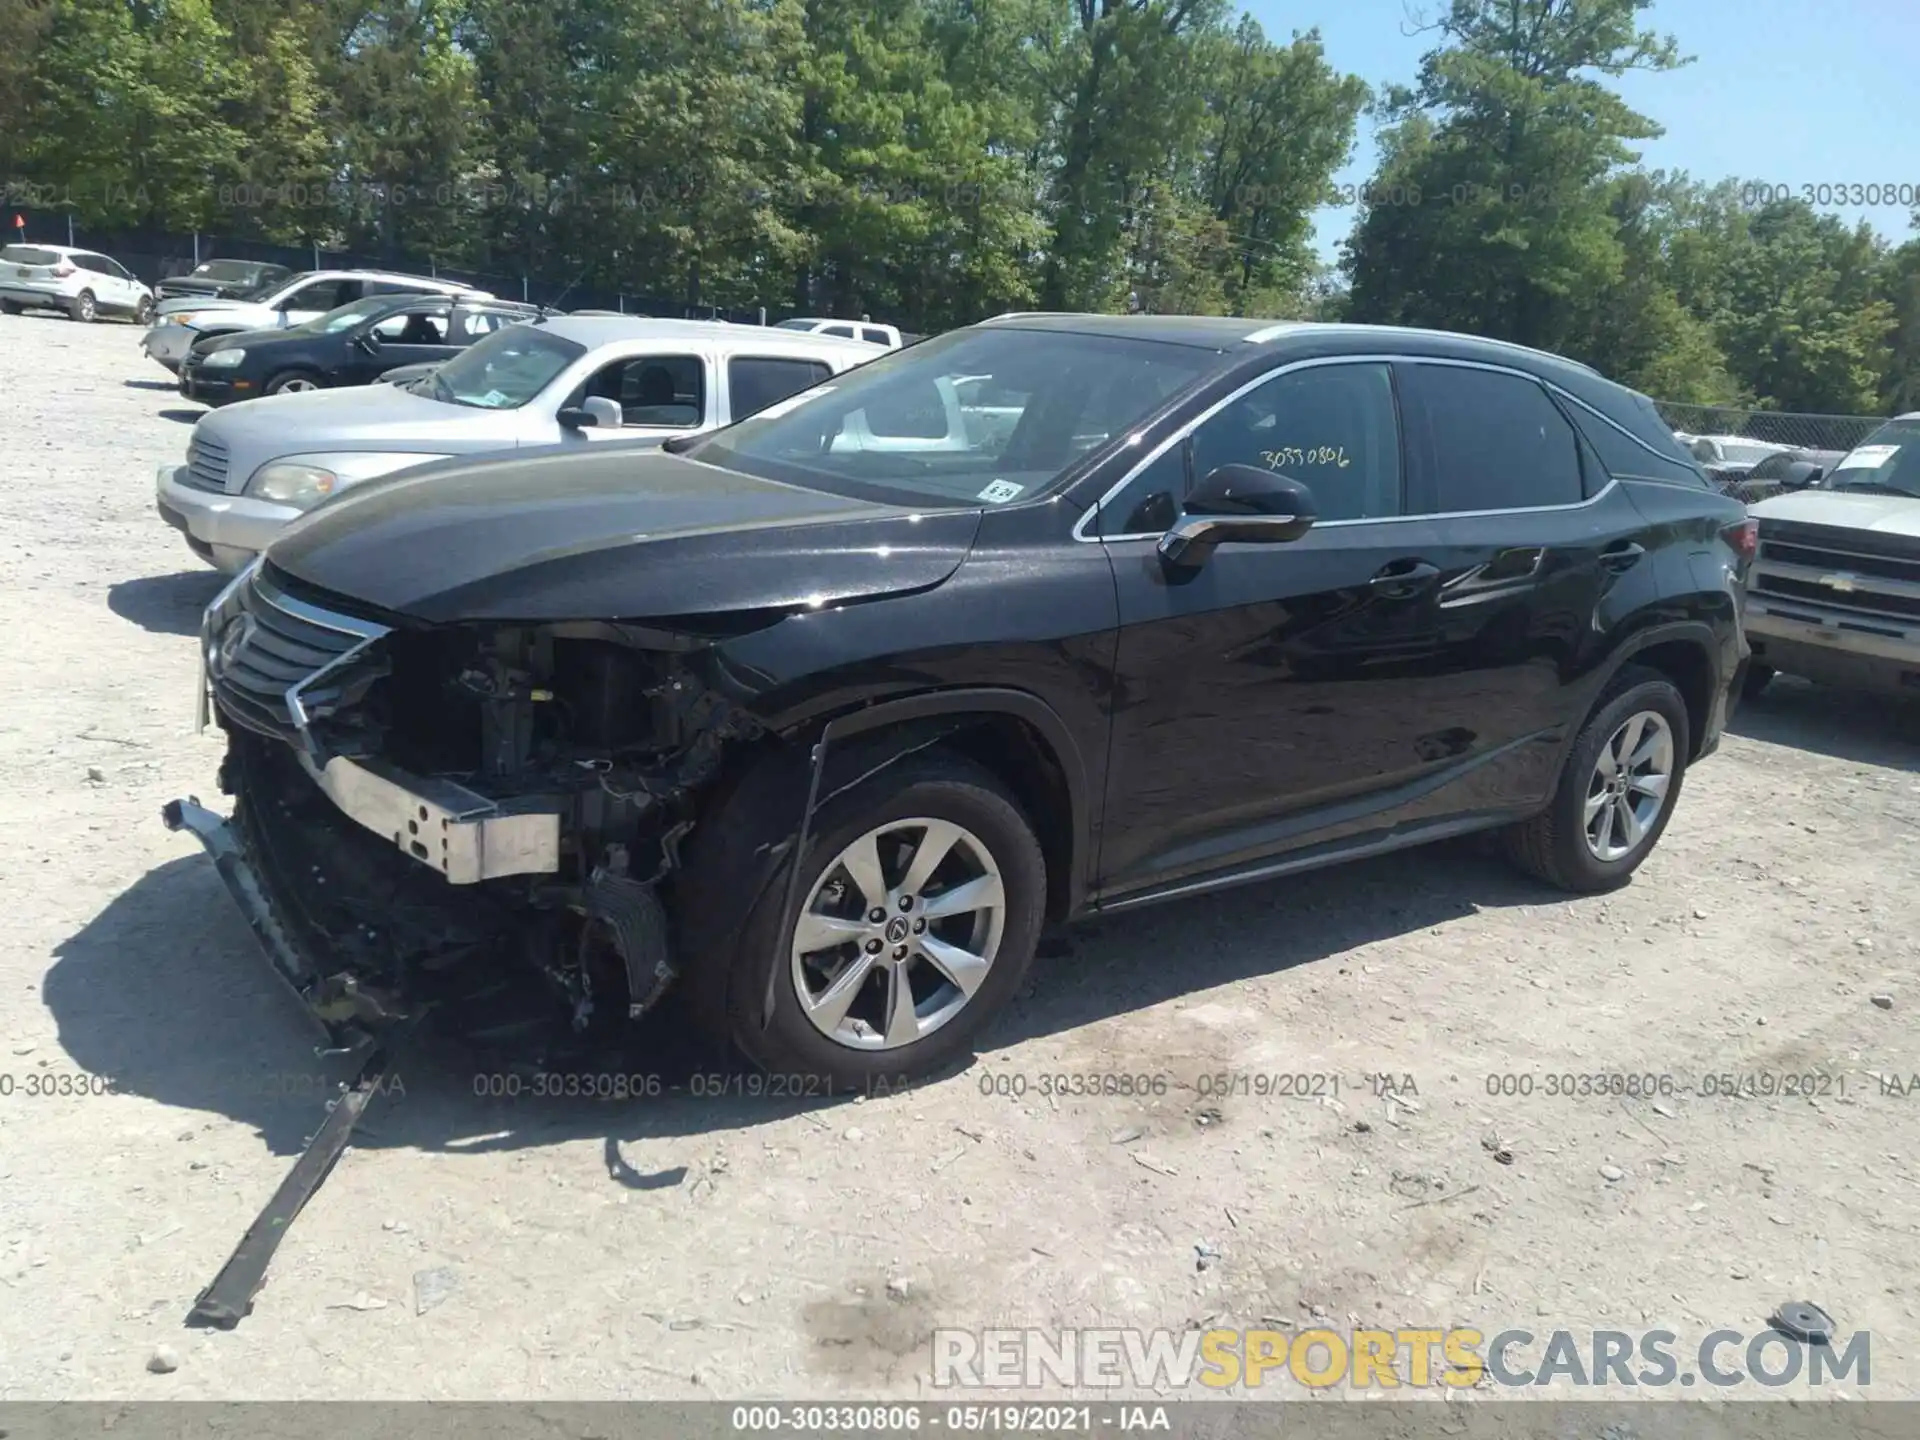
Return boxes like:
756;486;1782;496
178;292;539;405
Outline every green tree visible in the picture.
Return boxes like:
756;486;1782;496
1180;18;1366;315
1715;200;1893;413
1344;0;1686;352
16;0;244;230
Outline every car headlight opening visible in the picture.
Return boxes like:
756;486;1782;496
247;462;339;508
201;348;245;368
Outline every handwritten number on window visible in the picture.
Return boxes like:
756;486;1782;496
1260;446;1350;470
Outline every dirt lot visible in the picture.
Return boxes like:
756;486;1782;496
0;314;1916;1403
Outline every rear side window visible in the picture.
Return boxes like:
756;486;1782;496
2;246;62;265
823;324;858;340
1403;364;1584;512
74;252;117;275
1569;404;1709;489
729;356;831;421
861;327;892;346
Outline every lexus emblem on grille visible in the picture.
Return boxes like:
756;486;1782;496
1817;572;1859;593
215;614;254;673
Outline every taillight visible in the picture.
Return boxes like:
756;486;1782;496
50;261;75;277
1724;517;1758;561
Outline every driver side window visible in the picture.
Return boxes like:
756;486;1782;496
574;354;705;428
1188;362;1403;523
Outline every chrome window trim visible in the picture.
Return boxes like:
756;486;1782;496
1074;352;1630;544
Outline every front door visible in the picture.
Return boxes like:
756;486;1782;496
1094;357;1556;903
349;303;458;382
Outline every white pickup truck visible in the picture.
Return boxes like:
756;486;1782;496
1743;414;1920;698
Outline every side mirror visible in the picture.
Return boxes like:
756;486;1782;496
1158;464;1316;567
560;396;622;430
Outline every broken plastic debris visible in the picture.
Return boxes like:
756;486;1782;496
1771;1300;1836;1345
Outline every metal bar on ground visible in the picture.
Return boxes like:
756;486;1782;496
184;1048;391;1330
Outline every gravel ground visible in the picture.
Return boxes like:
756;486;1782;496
0;315;1917;1402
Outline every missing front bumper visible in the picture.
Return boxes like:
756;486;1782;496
294;752;562;884
161;796;404;1040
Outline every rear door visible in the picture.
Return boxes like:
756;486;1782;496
1391;359;1660;807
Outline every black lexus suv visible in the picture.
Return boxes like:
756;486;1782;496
167;314;1753;1087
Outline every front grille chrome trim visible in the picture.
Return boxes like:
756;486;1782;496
202;564;392;758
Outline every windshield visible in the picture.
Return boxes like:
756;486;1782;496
1824;422;1920;498
193;260;258;281
418;324;586;409
686;328;1212;505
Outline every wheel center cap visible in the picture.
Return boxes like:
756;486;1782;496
884;916;910;944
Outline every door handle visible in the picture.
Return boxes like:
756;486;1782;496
1367;559;1441;598
1599;542;1646;573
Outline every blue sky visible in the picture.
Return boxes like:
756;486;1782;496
1245;0;1920;265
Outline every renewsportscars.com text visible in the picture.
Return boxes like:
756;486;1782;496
932;1326;1871;1391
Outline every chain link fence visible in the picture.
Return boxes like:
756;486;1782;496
1652;401;1888;503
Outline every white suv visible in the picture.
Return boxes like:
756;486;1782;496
141;269;491;372
0;244;155;323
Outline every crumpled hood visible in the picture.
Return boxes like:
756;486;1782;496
266;446;983;624
1750;489;1920;539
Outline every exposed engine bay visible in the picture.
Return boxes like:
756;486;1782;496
186;563;772;1048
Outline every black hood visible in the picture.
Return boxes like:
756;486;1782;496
266;446;984;625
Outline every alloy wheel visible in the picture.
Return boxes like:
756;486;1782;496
273;377;318;394
790;818;1007;1051
1583;710;1675;862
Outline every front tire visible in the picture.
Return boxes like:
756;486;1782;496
264;369;322;396
0;300;20;316
711;751;1046;1090
1742;663;1774;701
69;290;96;323
134;296;154;326
1504;667;1689;894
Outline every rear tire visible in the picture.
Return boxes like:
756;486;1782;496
264;369;322;396
1742;663;1775;701
1504;667;1690;894
0;300;20;316
69;290;96;323
702;751;1046;1091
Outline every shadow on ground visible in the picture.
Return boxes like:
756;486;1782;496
158;407;203;424
49;834;1542;1164
107;570;224;636
1730;674;1920;768
123;378;176;391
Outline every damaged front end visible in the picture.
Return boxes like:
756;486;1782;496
166;559;765;1049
